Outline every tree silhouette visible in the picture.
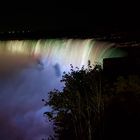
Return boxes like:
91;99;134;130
43;61;103;140
43;60;140;140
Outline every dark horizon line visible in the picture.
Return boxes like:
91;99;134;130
0;29;140;43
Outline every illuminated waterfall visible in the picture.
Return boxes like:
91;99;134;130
0;39;125;140
0;39;124;72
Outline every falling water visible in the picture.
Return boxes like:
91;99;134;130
0;39;124;140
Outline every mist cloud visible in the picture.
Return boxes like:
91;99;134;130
0;55;62;140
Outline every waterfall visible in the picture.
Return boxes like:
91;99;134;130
0;39;124;140
0;39;123;72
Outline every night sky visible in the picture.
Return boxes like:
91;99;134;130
0;3;139;35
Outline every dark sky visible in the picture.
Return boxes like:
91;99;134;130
0;1;140;36
0;3;139;34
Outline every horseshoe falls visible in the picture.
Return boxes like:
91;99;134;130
0;39;124;140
